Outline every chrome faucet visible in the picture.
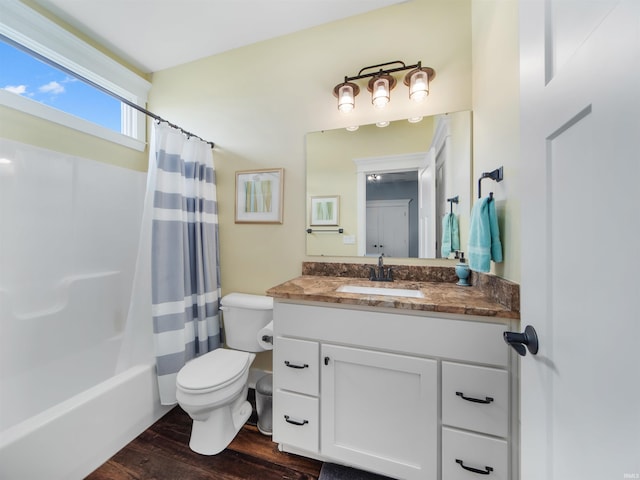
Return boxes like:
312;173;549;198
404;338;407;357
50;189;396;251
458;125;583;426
370;254;393;282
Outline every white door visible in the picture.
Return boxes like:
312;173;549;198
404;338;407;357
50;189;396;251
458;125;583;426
365;205;381;256
366;200;409;257
519;1;640;479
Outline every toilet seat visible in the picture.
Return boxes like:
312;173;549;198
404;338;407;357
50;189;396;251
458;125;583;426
177;349;252;394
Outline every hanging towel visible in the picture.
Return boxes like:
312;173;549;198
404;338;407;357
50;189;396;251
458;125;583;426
468;196;503;272
441;213;460;258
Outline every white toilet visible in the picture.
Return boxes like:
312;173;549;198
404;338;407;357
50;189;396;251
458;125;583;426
176;292;273;455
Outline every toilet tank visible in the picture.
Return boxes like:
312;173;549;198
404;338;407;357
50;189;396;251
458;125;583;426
220;293;273;352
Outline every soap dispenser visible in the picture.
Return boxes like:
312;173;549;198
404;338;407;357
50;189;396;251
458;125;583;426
455;251;471;286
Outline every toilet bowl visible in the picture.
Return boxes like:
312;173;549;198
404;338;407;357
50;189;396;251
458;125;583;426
176;293;273;455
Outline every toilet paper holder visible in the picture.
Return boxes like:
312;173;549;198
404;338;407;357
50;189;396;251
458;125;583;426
261;335;273;345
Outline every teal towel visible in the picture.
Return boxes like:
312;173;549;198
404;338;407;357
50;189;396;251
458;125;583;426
468;197;503;272
441;213;460;258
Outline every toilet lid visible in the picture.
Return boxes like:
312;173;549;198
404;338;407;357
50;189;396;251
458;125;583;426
176;349;251;392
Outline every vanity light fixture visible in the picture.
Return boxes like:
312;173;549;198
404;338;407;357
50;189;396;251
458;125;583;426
346;125;359;132
376;121;390;128
333;61;435;113
407;116;423;123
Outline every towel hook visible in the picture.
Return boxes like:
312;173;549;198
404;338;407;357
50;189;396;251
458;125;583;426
478;167;504;199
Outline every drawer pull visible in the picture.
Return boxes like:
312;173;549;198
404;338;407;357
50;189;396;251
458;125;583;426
284;415;309;426
456;391;494;404
456;459;494;475
284;360;309;369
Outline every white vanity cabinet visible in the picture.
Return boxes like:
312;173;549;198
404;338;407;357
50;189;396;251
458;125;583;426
272;301;518;480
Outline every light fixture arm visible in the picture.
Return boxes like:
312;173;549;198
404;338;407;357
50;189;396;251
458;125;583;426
346;60;419;83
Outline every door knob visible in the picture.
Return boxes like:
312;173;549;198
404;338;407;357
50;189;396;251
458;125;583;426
503;325;539;356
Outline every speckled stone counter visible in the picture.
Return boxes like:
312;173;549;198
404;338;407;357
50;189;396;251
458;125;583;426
266;262;520;320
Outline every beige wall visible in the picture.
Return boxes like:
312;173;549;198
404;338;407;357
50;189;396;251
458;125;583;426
3;0;520;373
149;0;474;295
471;0;520;282
149;0;474;371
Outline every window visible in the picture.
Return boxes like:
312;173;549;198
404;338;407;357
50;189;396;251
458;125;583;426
0;0;151;150
0;40;122;132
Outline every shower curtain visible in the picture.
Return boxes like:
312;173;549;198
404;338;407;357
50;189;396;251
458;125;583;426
150;122;221;405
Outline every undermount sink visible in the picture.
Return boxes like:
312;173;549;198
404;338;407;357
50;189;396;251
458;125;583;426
336;285;425;298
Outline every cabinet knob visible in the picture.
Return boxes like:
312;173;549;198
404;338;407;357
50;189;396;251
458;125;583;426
503;325;539;356
324;356;330;365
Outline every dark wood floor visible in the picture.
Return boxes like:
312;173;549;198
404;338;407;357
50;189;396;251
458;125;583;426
86;404;322;480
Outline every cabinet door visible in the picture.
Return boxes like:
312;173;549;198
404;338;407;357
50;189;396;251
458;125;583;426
320;344;437;480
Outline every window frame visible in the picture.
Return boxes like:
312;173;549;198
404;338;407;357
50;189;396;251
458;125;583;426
0;0;151;151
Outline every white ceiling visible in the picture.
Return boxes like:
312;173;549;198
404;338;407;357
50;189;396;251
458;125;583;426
32;0;407;73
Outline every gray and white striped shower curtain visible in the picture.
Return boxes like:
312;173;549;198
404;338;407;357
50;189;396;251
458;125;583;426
150;122;221;405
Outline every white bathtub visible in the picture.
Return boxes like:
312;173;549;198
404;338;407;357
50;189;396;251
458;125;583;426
0;362;170;480
0;139;169;479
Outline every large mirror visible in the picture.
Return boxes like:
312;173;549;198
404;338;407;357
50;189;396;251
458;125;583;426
306;110;472;259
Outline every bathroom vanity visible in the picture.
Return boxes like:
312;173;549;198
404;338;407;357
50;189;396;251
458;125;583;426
267;263;520;480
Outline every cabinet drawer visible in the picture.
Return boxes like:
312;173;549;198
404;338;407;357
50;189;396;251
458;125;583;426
442;362;509;437
273;390;319;453
442;427;508;480
273;337;319;396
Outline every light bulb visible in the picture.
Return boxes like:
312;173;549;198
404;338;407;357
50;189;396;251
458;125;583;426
371;78;390;109
334;81;359;113
338;84;355;113
404;68;435;102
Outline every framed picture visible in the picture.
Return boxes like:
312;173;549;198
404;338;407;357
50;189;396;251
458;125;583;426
235;168;284;224
310;195;340;226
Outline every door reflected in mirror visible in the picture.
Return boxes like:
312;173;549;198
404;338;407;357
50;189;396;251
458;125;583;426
306;111;472;259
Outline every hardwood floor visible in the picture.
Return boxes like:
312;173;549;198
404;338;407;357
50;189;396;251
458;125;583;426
86;403;322;480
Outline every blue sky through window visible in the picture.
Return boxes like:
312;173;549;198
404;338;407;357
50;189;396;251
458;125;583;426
0;40;121;132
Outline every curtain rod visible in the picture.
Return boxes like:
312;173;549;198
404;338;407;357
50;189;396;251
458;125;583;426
1;35;215;149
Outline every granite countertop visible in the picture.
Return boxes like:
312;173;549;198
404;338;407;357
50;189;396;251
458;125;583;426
266;263;520;320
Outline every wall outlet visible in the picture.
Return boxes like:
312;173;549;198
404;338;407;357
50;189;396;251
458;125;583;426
343;235;356;244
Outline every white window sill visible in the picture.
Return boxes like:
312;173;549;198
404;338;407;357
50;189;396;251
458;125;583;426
1;89;146;152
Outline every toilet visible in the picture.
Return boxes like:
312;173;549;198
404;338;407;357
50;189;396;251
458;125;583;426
176;292;273;455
